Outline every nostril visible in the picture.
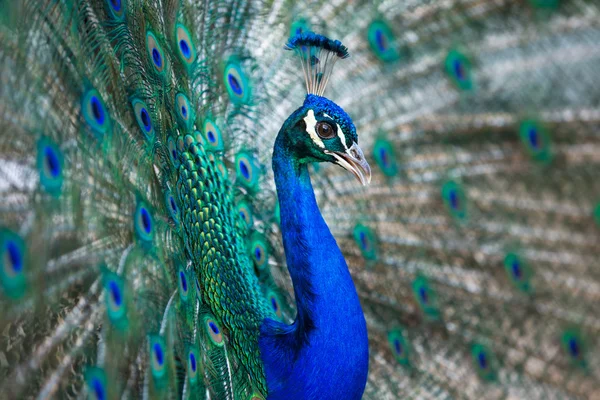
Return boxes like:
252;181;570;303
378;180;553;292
351;149;359;159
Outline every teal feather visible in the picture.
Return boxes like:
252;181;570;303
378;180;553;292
1;0;599;399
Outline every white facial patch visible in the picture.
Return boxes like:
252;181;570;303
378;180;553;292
303;109;325;149
336;123;348;150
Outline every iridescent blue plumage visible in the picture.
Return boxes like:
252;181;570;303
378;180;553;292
261;109;368;399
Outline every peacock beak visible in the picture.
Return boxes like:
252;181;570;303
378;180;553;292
327;143;372;186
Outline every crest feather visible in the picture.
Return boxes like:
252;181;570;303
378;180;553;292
285;32;349;96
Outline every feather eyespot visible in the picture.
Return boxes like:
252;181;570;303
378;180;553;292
249;234;269;270
441;180;467;221
187;348;199;383
445;50;473;91
235;152;259;189
471;344;497;380
203;119;224;151
178;268;189;301
412;276;440;319
1;229;27;298
216;160;228;181
315;121;336;139
37;138;64;194
146;31;166;74
561;330;586;365
353;224;377;261
205;317;224;346
168;137;180;168
82;89;110;137
373;138;398;177
175;24;196;67
165;192;179;224
387;330;410;365
367;20;400;62
132;99;154;139
175;93;192;130
85;368;107;400
106;0;125;19
503;253;533;292
519;120;552;163
134;201;153;242
268;291;283;320
224;60;251;104
103;272;127;324
236;201;253;228
149;337;167;378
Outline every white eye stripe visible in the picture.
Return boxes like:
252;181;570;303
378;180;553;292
303;109;325;148
323;113;332;119
336;123;348;149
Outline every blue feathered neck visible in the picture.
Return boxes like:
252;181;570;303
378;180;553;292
259;114;369;400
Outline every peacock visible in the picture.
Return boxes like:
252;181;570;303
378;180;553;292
1;0;599;399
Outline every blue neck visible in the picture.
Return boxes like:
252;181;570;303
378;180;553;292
259;135;368;400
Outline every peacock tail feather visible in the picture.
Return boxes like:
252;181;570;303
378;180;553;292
1;0;599;399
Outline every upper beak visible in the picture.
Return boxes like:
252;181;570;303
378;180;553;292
327;143;372;186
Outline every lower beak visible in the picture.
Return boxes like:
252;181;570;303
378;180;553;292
327;143;372;186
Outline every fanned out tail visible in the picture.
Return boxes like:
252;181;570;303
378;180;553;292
1;0;600;399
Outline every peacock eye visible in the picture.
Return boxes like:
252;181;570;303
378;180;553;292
316;121;336;139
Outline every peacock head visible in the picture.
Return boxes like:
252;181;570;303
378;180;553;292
281;33;371;185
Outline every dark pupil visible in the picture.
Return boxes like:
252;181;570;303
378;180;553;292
379;148;388;167
152;48;162;68
375;30;386;51
419;287;428;303
255;247;261;261
154;343;163;365
271;297;278;311
228;74;242;95
7;241;22;272
180;39;190;58
140;109;151;131
449;190;460;210
180;271;187;292
45;147;60;177
240;161;250;179
512;260;522;279
141;208;151;233
569;338;579;357
317;122;334;138
454;59;465;80
190;353;196;371
359;232;368;249
528;127;539;149
91;97;104;124
92;378;105;400
109;280;122;306
478;352;487;369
